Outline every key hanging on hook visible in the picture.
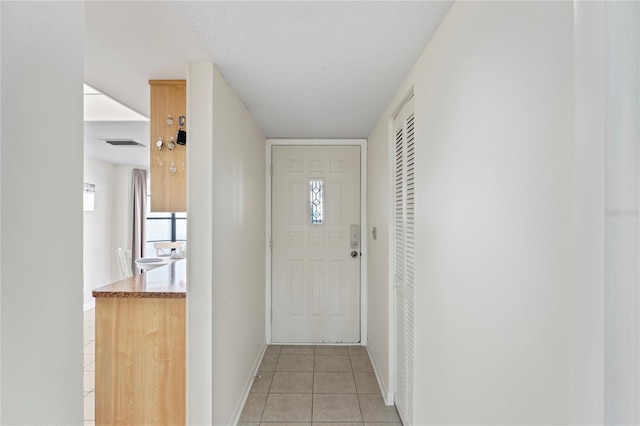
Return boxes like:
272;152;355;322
176;115;187;146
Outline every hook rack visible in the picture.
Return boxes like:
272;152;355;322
149;79;186;211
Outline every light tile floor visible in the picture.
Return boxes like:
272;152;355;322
238;345;402;425
83;308;95;426
83;314;397;425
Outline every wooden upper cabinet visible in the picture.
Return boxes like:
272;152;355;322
149;80;186;212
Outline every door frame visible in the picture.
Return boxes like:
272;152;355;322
265;139;368;345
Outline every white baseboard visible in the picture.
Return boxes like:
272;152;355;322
367;346;394;406
83;300;96;312
230;343;267;425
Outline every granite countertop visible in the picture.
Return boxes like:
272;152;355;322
92;259;186;298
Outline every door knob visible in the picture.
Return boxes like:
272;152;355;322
351;251;358;258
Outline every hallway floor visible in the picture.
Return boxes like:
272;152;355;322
238;345;401;425
83;308;95;425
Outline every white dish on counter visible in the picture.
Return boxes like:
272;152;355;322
134;257;181;272
135;257;163;264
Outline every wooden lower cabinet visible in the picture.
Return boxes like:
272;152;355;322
95;297;186;425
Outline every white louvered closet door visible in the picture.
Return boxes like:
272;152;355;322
394;96;415;425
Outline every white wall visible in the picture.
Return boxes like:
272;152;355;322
187;62;215;425
367;2;574;424
211;64;266;426
573;2;606;423
109;164;142;279
602;2;640;423
366;116;393;401
0;2;84;423
187;63;266;425
83;159;143;309
83;158;116;309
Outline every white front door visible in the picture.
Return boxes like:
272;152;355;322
271;145;361;343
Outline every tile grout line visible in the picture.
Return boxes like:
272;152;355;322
350;351;366;423
259;349;277;422
246;345;384;424
311;345;315;423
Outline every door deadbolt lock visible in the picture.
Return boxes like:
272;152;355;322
351;251;358;258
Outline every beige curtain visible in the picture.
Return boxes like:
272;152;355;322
131;169;148;274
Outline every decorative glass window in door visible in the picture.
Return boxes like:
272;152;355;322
310;179;324;224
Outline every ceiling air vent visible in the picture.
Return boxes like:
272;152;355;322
103;139;145;147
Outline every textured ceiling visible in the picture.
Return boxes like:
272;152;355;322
84;1;452;164
85;1;212;118
169;1;453;138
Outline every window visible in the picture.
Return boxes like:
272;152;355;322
309;179;324;224
145;177;186;256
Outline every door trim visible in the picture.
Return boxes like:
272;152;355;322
266;139;367;345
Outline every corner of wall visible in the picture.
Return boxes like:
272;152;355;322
229;344;268;425
186;61;215;426
367;346;393;405
188;61;267;425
